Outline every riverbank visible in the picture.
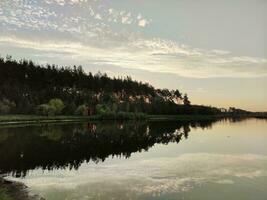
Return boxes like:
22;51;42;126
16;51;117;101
0;114;265;126
254;115;267;119
148;114;226;121
0;177;43;200
0;113;147;125
0;115;96;125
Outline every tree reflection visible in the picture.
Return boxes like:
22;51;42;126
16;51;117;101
0;120;219;177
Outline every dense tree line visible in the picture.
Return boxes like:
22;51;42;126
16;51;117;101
0;55;223;115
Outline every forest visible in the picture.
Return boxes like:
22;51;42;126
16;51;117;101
0;55;247;117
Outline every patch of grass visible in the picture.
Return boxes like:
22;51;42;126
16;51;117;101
0;115;94;125
0;187;13;200
148;114;225;121
0;113;147;125
0;115;89;122
97;112;147;120
0;113;264;126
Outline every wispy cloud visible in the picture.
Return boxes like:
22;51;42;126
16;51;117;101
0;0;266;78
0;0;151;33
8;153;267;198
1;35;266;78
138;19;149;27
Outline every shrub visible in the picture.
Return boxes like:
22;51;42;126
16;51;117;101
0;98;16;114
36;104;57;116
36;98;65;116
98;111;116;120
117;111;132;119
96;104;110;115
0;102;9;114
48;98;65;115
63;102;77;115
75;105;88;116
0;187;12;200
134;112;147;120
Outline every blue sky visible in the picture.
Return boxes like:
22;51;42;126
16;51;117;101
0;0;266;111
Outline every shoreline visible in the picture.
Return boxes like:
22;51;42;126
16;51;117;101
0;177;43;200
0;114;265;126
0;115;95;126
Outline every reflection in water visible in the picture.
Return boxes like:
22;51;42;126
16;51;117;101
0;120;217;177
1;118;267;200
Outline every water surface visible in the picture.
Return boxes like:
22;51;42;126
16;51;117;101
0;118;266;200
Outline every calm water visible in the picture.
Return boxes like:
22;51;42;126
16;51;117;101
0;118;267;200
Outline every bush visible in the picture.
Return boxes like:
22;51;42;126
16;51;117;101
98;111;116;120
48;99;65;115
98;111;147;120
117;111;132;119
63;102;77;115
0;103;9;114
36;104;57;116
0;98;16;114
134;112;147;120
75;105;88;116
36;98;65;116
0;187;12;200
96;104;110;115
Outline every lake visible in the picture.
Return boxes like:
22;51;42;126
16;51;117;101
0;118;267;200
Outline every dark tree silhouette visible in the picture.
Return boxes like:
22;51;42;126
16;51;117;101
0;120;219;177
0;55;224;115
183;93;191;106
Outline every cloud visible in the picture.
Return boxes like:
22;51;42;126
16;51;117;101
1;0;266;78
1;35;267;78
44;0;90;6
138;19;148;27
94;14;102;20
7;153;267;198
121;16;130;24
0;0;151;34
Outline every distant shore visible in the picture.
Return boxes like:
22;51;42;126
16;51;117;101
0;114;265;126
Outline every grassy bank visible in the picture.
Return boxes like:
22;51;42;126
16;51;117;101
254;115;267;119
0;187;12;200
149;114;267;121
0;113;265;126
148;114;226;121
0;114;147;126
0;177;40;200
0;114;219;124
0;115;95;125
0;113;147;125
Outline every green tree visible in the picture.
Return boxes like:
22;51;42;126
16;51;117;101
36;104;56;116
36;98;64;116
96;104;110;115
48;99;65;115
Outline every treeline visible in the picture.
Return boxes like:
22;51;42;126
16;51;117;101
0;55;223;116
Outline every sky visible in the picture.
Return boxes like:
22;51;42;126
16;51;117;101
0;0;266;111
